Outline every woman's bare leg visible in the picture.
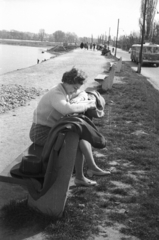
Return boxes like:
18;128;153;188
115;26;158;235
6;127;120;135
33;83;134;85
74;140;110;184
79;139;103;171
74;144;96;183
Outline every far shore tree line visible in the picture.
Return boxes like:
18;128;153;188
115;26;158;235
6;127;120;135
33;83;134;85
0;0;159;51
0;29;88;45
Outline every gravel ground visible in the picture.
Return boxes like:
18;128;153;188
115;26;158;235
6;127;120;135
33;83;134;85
0;84;44;114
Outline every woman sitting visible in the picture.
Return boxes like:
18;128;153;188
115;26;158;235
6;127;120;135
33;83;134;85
29;67;110;187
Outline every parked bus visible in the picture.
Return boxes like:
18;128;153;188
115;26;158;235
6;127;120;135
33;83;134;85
130;43;159;67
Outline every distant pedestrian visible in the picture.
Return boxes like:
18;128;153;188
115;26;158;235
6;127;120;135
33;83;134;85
93;43;96;50
80;42;84;49
85;43;88;50
37;59;40;64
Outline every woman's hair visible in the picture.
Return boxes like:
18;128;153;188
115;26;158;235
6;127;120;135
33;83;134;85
62;67;87;85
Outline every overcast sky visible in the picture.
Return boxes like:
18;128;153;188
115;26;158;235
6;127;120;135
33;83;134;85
0;0;159;39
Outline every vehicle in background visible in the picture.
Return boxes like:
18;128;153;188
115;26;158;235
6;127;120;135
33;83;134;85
130;43;159;67
128;48;132;53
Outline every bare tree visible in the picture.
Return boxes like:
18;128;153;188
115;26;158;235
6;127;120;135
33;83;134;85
65;32;78;43
139;0;158;42
53;30;65;42
39;29;45;41
152;20;159;43
119;31;141;51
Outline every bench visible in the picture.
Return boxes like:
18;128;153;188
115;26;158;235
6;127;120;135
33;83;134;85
116;57;122;73
94;74;108;84
0;131;79;217
94;63;116;91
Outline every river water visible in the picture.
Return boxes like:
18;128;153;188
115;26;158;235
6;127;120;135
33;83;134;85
0;44;54;75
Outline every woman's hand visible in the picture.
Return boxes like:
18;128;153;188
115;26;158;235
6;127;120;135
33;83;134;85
87;100;96;110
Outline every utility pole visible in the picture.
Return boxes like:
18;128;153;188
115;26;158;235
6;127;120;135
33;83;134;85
115;19;119;57
137;0;147;73
105;32;106;44
108;27;111;48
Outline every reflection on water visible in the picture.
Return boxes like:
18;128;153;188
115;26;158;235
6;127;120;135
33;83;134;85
0;44;54;75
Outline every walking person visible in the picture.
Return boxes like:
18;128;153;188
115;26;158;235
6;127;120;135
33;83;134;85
80;42;84;49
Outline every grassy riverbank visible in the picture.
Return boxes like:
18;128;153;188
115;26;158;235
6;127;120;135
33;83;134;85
1;61;159;240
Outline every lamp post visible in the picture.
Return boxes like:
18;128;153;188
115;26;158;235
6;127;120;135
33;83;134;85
118;28;125;49
115;19;119;57
137;0;147;74
105;32;107;44
108;27;111;48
